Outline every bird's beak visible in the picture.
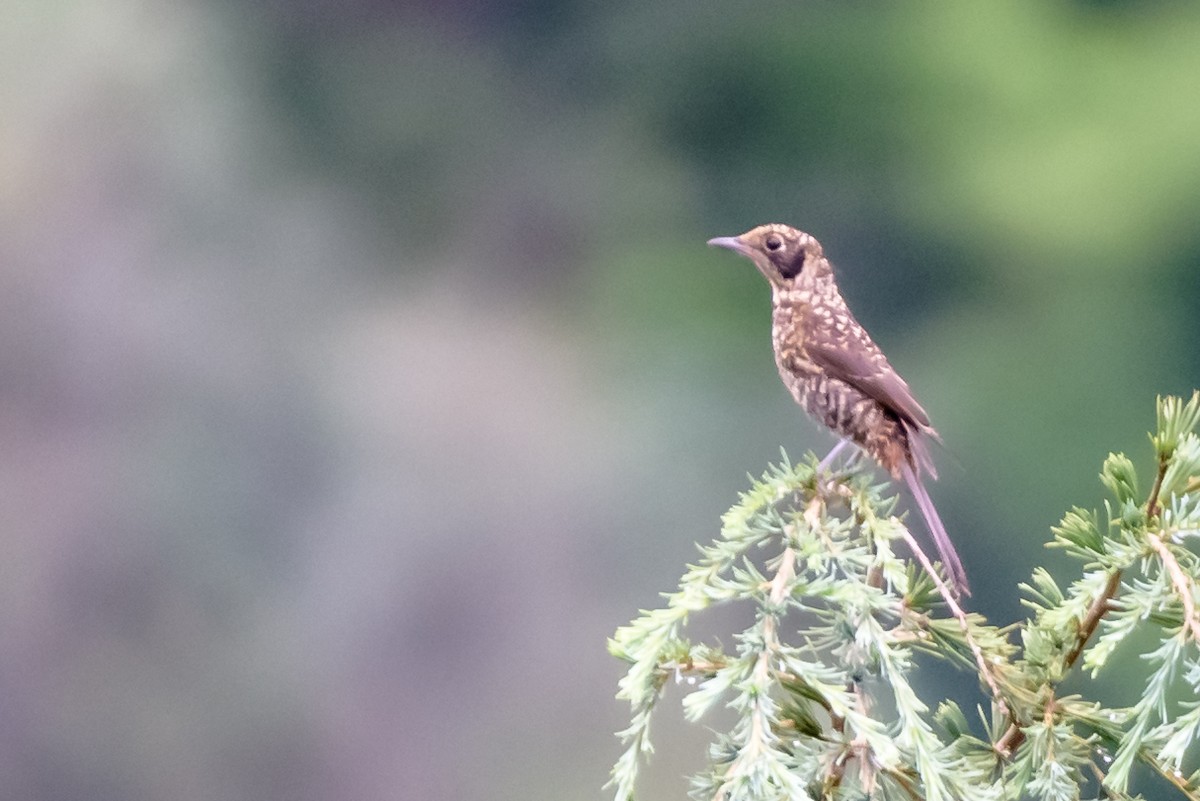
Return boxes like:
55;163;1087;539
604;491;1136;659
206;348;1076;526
707;236;753;258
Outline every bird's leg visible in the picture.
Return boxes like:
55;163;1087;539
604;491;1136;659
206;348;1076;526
818;439;854;473
843;446;865;469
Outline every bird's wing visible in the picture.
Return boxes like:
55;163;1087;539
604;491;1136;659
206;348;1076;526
805;333;932;430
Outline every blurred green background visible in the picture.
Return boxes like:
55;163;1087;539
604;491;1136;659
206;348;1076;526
3;1;1200;799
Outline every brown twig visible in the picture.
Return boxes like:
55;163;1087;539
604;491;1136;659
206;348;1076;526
770;546;797;606
1063;570;1124;670
1084;750;1200;801
824;722;852;795
825;684;873;796
897;527;1008;717
715;501;823;801
1147;459;1169;520
992;717;1023;759
659;658;725;679
995;449;1172;759
1147;531;1200;642
994;569;1122;757
1142;750;1200;800
880;765;925;801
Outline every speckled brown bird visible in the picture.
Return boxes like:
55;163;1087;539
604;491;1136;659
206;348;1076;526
709;223;968;594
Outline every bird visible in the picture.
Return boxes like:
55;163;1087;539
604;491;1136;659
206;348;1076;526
708;223;968;594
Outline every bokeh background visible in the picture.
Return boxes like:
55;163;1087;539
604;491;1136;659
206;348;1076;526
4;1;1200;799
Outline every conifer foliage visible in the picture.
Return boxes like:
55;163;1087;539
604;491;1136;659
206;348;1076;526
610;393;1200;800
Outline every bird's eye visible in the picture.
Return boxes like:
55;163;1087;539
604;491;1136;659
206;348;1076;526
765;234;783;252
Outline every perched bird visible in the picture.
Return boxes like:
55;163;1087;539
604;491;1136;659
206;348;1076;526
708;223;968;594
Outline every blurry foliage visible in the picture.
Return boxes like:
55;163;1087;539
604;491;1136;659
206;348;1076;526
8;0;1200;799
611;393;1200;799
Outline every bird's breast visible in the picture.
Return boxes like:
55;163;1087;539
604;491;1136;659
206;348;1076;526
770;292;818;375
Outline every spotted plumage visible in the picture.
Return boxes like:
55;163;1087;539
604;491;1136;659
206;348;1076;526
709;223;968;593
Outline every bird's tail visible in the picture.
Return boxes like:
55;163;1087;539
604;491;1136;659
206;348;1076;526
900;460;970;596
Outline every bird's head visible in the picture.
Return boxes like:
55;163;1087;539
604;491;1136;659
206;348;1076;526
707;224;825;288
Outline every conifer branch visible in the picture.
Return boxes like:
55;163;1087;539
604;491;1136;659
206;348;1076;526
1147;531;1200;642
896;526;1007;715
609;392;1200;801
